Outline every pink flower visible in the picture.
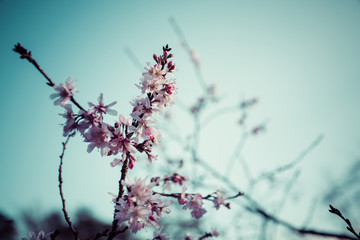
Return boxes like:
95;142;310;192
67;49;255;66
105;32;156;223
110;158;123;167
88;93;117;116
147;153;157;163
50;77;76;106
124;177;154;204
110;133;137;155
77;109;103;134
118;114;131;126
178;187;189;205
59;104;77;136
115;201;150;233
84;124;112;156
114;177;173;233
130;97;158;121
182;193;207;219
211;229;219;237
153;80;177;107
213;189;227;210
148;194;173;219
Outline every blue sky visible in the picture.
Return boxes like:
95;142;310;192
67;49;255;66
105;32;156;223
1;0;360;238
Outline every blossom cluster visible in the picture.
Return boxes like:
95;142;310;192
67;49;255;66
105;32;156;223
16;43;235;239
114;177;173;233
53;45;176;169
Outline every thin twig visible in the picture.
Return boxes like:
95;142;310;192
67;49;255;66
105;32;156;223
198;232;215;240
245;201;358;240
155;191;243;203
271;170;300;239
169;17;208;91
123;47;144;72
329;205;360;239
58;132;79;240
13;43;85;112
224;132;250;179
253;134;324;184
198;156;357;240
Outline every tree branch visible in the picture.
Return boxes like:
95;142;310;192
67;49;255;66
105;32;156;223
13;43;85;112
329;205;360;239
58;132;79;240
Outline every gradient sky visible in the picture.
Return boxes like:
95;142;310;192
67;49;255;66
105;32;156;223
1;0;360;238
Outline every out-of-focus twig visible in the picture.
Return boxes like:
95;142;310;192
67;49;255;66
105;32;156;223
123;47;144;72
169;17;208;90
198;156;357;239
252;134;324;184
245;198;358;240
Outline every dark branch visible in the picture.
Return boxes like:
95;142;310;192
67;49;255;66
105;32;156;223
329;205;360;239
58;132;79;240
244;198;358;240
13;43;85;112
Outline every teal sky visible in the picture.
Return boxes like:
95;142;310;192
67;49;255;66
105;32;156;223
1;0;360;238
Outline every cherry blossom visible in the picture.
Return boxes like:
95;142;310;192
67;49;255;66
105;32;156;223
88;93;117;116
50;77;76;106
213;189;229;210
182;193;207;219
114;177;173;233
59;104;77;136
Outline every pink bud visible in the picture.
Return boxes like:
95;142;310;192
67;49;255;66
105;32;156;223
153;54;158;62
149;215;156;221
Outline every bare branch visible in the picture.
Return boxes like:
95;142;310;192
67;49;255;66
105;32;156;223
329;205;360;239
13;43;86;112
58;132;79;240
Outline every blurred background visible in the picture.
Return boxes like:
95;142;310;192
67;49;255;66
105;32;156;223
1;0;360;239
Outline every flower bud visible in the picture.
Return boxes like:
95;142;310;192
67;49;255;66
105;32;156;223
153;54;158;63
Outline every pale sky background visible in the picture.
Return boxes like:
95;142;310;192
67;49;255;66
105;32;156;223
1;0;360;239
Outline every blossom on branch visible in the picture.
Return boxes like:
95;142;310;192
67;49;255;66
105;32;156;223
180;192;207;219
114;177;173;233
88;93;117;116
212;189;229;210
50;77;77;106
